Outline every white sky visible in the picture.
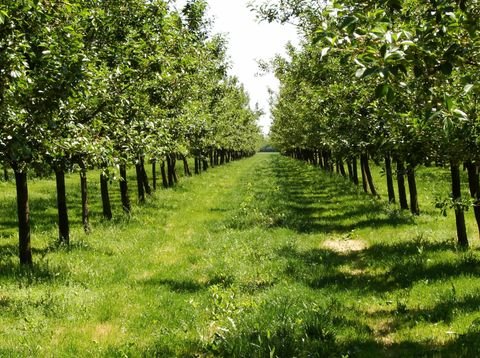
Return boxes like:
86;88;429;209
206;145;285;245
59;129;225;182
175;0;299;134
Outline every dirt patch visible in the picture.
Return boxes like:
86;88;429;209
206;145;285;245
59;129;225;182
323;239;367;254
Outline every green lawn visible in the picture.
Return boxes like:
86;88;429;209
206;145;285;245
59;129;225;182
1;153;480;357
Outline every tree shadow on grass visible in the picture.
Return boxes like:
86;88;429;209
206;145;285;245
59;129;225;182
278;239;480;294
0;254;67;283
230;155;414;233
141;273;234;294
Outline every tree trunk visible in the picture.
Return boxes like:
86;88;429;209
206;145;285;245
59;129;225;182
119;164;131;214
318;151;324;169
182;156;191;176
166;155;174;186
451;161;468;247
172;157;178;183
362;154;378;196
360;155;368;193
465;160;480;238
100;171;112;220
209;150;214;168
352;156;359;185
324;152;329;170
166;155;177;185
406;162;419;215
152;160;157;191
203;158;208;171
347;159;353;181
55;168;70;244
15;170;32;266
140;156;151;195
220;150;225;165
194;157;200;175
3;166;8;181
385;154;396;203
338;159;347;177
161;160;168;188
135;162;145;203
80;168;90;234
396;159;409;210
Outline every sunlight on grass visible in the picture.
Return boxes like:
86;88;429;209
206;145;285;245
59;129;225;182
1;153;480;356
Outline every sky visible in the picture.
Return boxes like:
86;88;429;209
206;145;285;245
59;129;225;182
175;0;300;134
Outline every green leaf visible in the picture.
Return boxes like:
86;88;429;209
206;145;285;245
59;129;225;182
320;47;330;60
464;84;474;94
340;16;358;29
386;86;395;103
375;83;389;98
443;117;453;135
453;109;468;120
429;110;442;121
444;95;454;111
355;68;366;78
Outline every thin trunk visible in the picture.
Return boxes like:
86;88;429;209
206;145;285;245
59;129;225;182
152;160;157;191
182;156;191;176
209;151;214;168
465;160;480;238
352;157;359;185
100;171;112;220
362;154;378;196
141;156;151;195
80;168;90;234
172;157;178;183
3;166;8;181
166;155;174;186
318;151;324;169
167;155;177;185
451;161;468;247
161;160;168;188
360;155;368;193
55;168;70;244
385;154;396;203
194;157;199;175
347;159;353;181
119;164;131;214
396;160;409;210
323;152;330;171
203;158;208;171
339;159;347;177
135;163;145;203
406;162;420;215
220;150;225;165
15;170;32;266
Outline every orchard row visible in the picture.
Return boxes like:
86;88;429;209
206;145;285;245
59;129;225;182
0;0;261;265
258;0;480;246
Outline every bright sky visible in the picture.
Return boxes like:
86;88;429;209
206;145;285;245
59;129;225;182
176;0;299;134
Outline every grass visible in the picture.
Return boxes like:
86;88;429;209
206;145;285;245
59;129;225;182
1;153;480;356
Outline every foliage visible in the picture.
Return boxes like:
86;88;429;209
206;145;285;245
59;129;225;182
256;0;480;245
0;0;261;262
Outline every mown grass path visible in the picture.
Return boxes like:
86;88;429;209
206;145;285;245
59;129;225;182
1;153;480;357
